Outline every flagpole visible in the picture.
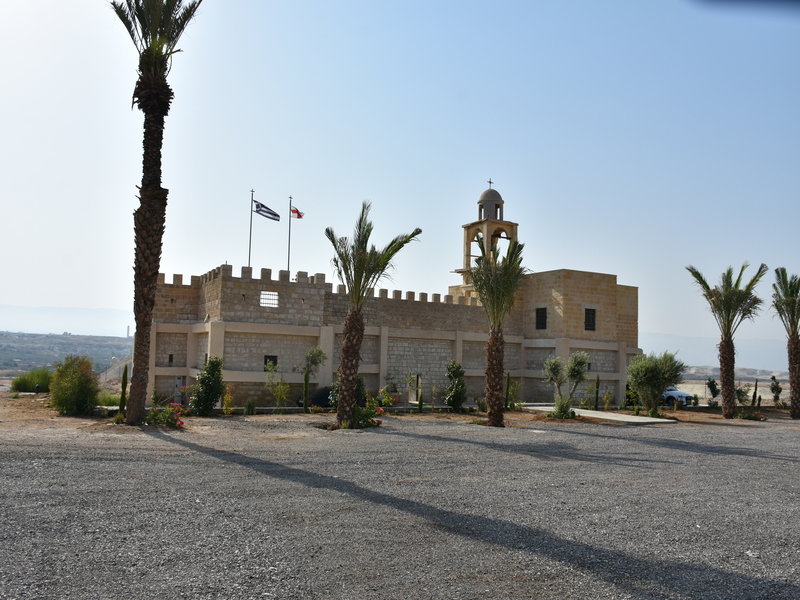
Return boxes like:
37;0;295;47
248;189;255;268
287;195;293;272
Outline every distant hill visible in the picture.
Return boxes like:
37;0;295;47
682;365;789;383
0;331;133;373
0;304;132;338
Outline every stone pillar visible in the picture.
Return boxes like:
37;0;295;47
208;321;226;361
378;326;390;390
318;326;335;386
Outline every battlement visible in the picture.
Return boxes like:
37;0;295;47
156;264;480;306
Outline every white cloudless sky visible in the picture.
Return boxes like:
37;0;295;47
1;1;799;369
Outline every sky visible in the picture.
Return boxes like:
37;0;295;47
1;1;799;371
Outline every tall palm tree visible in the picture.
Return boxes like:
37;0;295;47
469;235;526;427
326;202;421;428
772;267;800;419
111;0;203;424
686;262;768;419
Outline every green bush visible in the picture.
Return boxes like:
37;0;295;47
50;355;99;416
244;397;257;415
191;357;225;416
444;360;467;412
11;367;52;393
98;391;121;406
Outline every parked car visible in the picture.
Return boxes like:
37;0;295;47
660;386;693;407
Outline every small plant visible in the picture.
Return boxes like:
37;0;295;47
146;403;185;428
119;364;128;418
543;351;589;419
692;394;699;407
548;393;576;419
50;355;100;416
751;379;759;407
244;398;257;415
430;383;438;411
708;398;720;409
222;383;235;415
706;378;720;401
265;361;291;411
98;391;121;406
602;390;612;410
471;417;488;426
377;386;397;407
310;405;325;414
11;367;52;393
735;383;751;405
506;378;523;410
293;346;327;414
736;410;768;421
11;392;20;399
191;356;225;416
476;398;488;412
770;376;785;408
633;405;640;416
443;360;467;413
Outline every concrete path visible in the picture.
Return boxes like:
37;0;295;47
523;405;677;424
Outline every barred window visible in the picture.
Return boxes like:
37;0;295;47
535;307;547;330
260;291;279;308
585;308;596;331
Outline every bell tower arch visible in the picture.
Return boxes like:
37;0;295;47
453;185;519;298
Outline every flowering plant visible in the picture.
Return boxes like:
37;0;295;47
146;402;186;428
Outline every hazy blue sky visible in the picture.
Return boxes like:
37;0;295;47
1;1;798;370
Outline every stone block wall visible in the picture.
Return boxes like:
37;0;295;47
155;333;187;368
147;264;640;407
223;332;318;372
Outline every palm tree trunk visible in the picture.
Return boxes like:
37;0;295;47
719;337;736;419
485;328;505;427
125;97;169;425
337;309;364;428
789;334;800;419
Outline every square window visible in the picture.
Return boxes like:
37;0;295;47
535;307;547;330
260;291;279;308
264;355;278;369
585;308;596;331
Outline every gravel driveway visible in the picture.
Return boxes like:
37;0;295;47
1;413;799;599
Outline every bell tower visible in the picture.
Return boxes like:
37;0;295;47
452;184;519;298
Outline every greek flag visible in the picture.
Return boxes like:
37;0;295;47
253;201;280;221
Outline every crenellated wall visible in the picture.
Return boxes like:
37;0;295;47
147;264;640;407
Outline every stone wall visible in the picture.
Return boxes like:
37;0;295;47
147;264;640;407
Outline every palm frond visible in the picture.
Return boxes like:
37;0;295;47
469;235;527;331
686;262;768;339
110;0;203;76
773;267;800;338
326;202;421;313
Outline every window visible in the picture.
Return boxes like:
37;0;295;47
535;307;547;330
260;291;279;308
168;354;174;365
264;355;278;369
585;308;596;331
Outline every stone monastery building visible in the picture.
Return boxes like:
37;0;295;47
149;188;640;405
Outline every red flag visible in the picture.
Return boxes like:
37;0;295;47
291;206;304;219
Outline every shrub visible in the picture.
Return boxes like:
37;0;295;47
191;356;225;416
11;367;52;393
244;398;257;415
50;355;99;416
293;346;327;413
476;398;488;412
548;393;576;419
265;361;290;410
146;403;185;428
98;391;121;406
222;384;234;415
708;398;720;409
444;360;467;412
119;364;128;417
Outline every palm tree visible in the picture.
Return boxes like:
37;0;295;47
686;262;768;419
326;202;421;428
111;0;203;425
469;235;526;427
772;267;800;419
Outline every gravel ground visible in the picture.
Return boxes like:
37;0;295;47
1;412;799;600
